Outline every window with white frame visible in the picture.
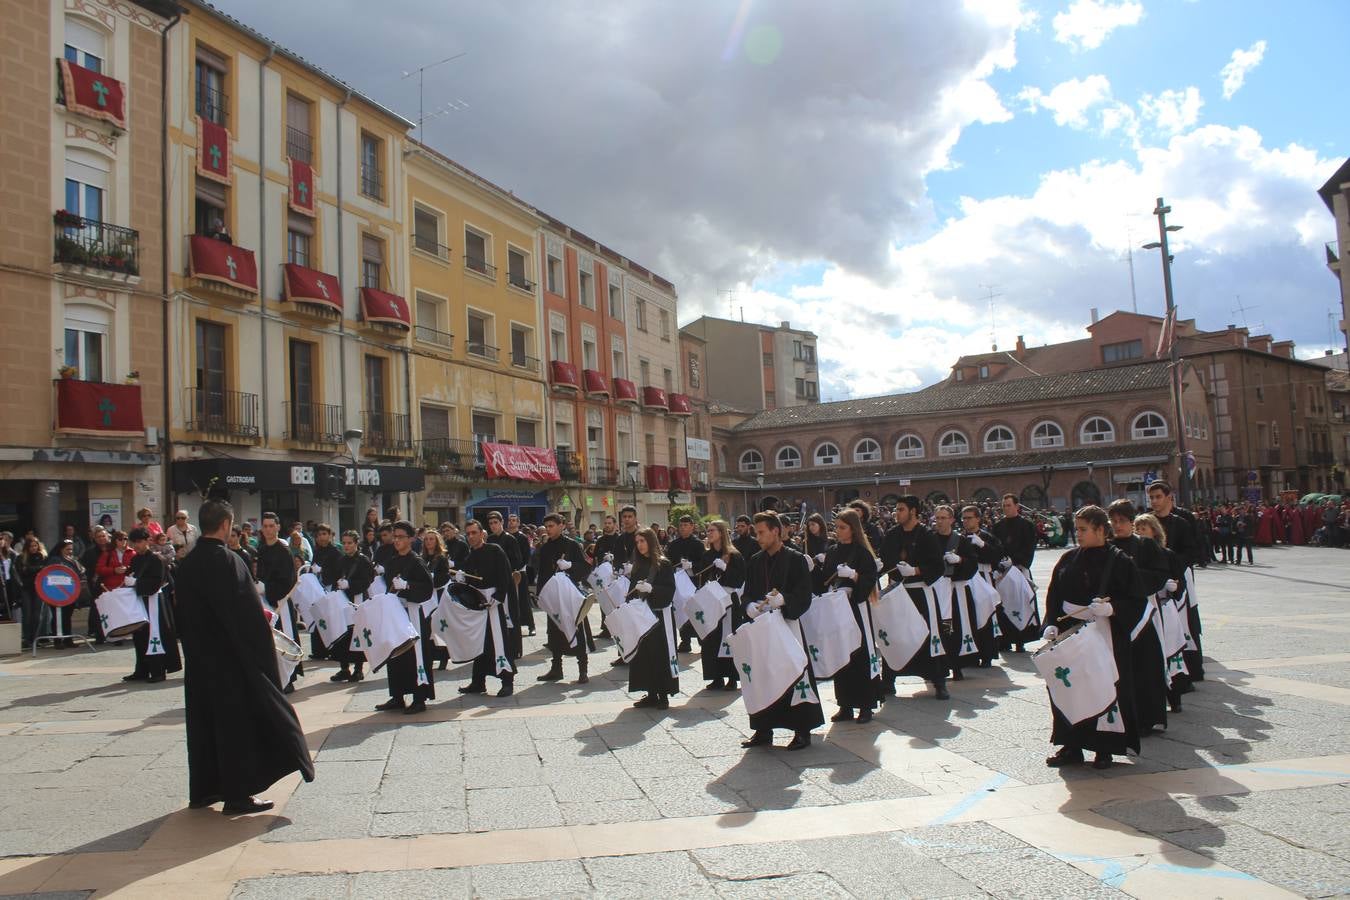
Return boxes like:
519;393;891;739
895;435;924;459
635;298;647;331
578;268;594;309
581;325;598;370
814;442;841;466
1132;411;1168;440
546;254;562;294
983;426;1015;452
775;446;802;469
64;18;106;72
64;304;108;382
611;338;626;379
412;206;443;257
64;150;107;223
464;226;491;276
554;419;573;451
608;281;623;319
938;430;969;456
659;308;671;341
854;438;882;463
1080;416;1115;444
549;312;567;363
510;324;533;369
739;449;763;473
507;246;531;290
1031;421;1064;448
466;310;494;358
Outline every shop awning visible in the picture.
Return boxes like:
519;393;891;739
171;457;425;494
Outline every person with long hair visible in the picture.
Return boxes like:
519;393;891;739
17;535;50;649
827;508;882;722
627;527;678;710
802;513;830;595
698;520;746;691
1134;512;1190;713
421;530;452;671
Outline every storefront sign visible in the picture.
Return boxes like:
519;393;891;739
685;437;711;461
482;442;560;483
173;459;423;494
90;498;122;530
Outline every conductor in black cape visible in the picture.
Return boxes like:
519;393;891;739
176;500;315;814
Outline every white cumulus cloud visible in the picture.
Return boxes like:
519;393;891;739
1018;74;1114;129
1138;87;1204;136
1220;40;1267;99
1052;0;1144;51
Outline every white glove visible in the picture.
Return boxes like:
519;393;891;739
970;534;985;548
1088;599;1114;618
635;580;652;595
997;558;1012;571
311;565;321;575
123;575;137;587
621;562;633;576
806;555;815;572
1042;625;1059;641
943;552;961;564
814;553;826;564
1165;579;1179;593
874;557;883;571
254;581;265;596
556;559;572;571
896;562;917;578
337;578;349;590
680;559;692;571
452;570;466;584
746;601;767;619
603;552;615;562
836;564;857;581
767;590;785;609
391;575;409;591
1063;601;1092;620
375;565;385;575
712;557;727;571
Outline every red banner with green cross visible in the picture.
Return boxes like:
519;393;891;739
55;379;144;435
196;116;232;185
57;59;127;130
289;157;315;216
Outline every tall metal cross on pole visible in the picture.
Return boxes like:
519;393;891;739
1143;197;1191;506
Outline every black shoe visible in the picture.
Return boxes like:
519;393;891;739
952;669;965;681
497;681;514;697
576;668;589;685
147;672;166;684
329;669;351;683
527;628;537;637
654;695;669;710
1046;747;1084;767
598;625;612;639
222;797;274;815
707;678;725;691
934;681;950;700
633;694;658;708
1092;752;1113;770
978;659;993;668
538;662;564;682
348;669;364;683
856;710;873;724
188;794;222;810
724;679;739;691
282;682;295;695
458;683;487;694
1015;644;1026;653
404;699;427;715
785;731;811;751
122;672;146;682
741;730;772;748
438;660;448;670
1169;698;1182;713
831;708;855;722
677;641;692;653
375;698;406;711
612;658;629;667
886;681;898;696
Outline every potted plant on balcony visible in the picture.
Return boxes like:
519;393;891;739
125;370;140;384
58;364;78;380
54;235;86;265
53;209;82;228
106;247;129;272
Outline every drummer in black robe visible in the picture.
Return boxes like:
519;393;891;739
175;499;314;815
627;527;679;711
958;505;1001;667
593;515;623;564
486;511;526;658
739;512;822;750
440;523;470;569
329;530;373;683
993;493;1040;651
878;495;950;700
126;527;181;683
1041;505;1143;769
801;514;830;595
1134;513;1191;712
847;500;886;556
374;521;435;714
1148;481;1204;681
307;524;343;660
697;520;746;691
458;519;517;697
666;515;704;653
731;515;759;561
371;524;397;571
255;512;300;692
1105;501;1171;735
533;513;594;685
826;509;882;722
507;515;535;636
421;531;453;670
933;506;981;680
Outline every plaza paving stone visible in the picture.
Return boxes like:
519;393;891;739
0;545;1347;897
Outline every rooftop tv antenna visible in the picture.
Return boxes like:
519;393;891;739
1231;296;1262;332
402;51;468;140
718;289;736;318
979;282;1002;350
1123;224;1139;313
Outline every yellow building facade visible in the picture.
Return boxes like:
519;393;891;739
404;144;550;525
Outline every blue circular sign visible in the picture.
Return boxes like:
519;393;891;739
36;564;82;607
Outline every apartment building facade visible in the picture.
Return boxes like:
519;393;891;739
679;316;819;413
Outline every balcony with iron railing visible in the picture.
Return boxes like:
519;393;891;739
183;387;259;441
285;125;313;164
282;401;343;445
417;437;484;475
1311;449;1335;466
466;341;500;362
465;255;497;279
362;410;412;454
556;449;583;482
508;270;535;292
1258;448;1282;466
53;212;140;282
414;325;453;351
413;232;450;261
195;82;228;126
588;457;618;486
360;167;384;201
511;353;540;373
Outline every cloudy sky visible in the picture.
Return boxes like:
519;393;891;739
217;0;1346;399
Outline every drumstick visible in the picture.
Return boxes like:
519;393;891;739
1056;597;1111;626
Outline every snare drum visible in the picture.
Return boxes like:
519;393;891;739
313;590;357;647
273;628;303;685
352;593;418;672
446;581;490;610
95;586;148;638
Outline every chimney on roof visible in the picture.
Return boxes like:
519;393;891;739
779;321;790;329
1090;307;1099;324
1014;335;1026;360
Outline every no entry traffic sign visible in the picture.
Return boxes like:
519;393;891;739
36;564;83;608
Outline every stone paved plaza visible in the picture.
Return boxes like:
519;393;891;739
1;546;1348;898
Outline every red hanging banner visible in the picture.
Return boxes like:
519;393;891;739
55;379;144;435
289;157;315;216
197;116;232;184
57;59;127;130
282;263;341;311
482;442;561;483
188;235;258;292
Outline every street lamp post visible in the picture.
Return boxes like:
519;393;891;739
626;460;641;513
342;429;363;530
1143;196;1191;507
1039;463;1054;508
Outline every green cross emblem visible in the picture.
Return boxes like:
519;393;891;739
91;80;109;107
149;637;161;651
496;655;509;670
98;397;115;426
362;627;373;647
930;635;942;653
962;635;974;652
1011;609;1023;622
740;662;752;682
794;680;811;700
297;180;308;203
1103;703;1117;724
209;144;222;169
614;636;625;655
694;610;705;624
670;655;679;675
877;628;890;646
721;642;730;655
1184;633;1192;643
225;255;237;279
315;619;326;632
1054;666;1072;687
417;665;426;679
808;644;820;662
438;618;448;632
992;618;1002;637
100;614;108;628
869;652;880;672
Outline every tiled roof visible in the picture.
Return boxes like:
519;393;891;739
719;440;1175;489
731;361;1172;432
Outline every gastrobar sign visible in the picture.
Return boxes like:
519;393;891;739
288;465;381;487
481;442;560;483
